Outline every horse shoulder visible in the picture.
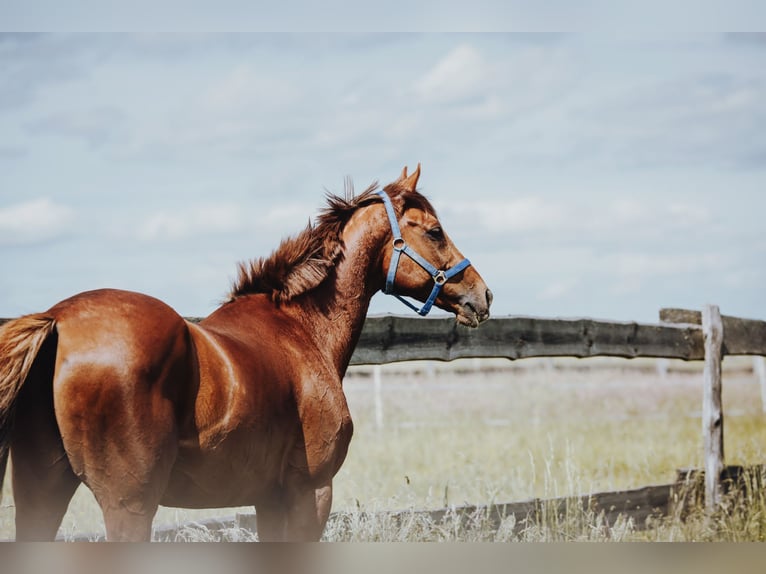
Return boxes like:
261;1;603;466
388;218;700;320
288;362;353;486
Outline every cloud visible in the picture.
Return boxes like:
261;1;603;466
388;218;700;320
572;72;766;170
406;39;766;172
606;251;727;296
608;198;713;231
610;251;724;279
724;32;766;46
538;278;580;301
116;62;316;161
27;107;128;148
415;44;490;105
0;145;26;160
443;194;713;245
444;197;567;234
201;65;300;115
258;203;312;234
136;201;312;243
0;34;97;112
414;41;574;122
137;203;245;241
0;198;75;246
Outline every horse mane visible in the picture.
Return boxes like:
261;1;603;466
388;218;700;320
228;179;437;303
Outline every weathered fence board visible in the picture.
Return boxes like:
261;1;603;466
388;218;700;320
660;308;766;356
351;315;707;364
369;481;677;535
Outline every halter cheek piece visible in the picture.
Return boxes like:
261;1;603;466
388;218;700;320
376;190;472;316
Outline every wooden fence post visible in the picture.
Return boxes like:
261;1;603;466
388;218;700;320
701;304;725;514
373;364;384;430
755;356;766;414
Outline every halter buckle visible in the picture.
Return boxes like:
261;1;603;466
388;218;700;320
392;237;405;251
433;270;447;285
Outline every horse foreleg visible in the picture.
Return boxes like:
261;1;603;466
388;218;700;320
101;505;157;542
314;483;333;533
254;501;287;542
254;482;332;542
284;482;333;541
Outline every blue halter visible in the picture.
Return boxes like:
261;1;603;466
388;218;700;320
376;190;472;316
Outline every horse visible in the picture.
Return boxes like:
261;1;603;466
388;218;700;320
0;164;492;541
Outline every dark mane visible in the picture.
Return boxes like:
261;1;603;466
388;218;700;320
228;180;438;303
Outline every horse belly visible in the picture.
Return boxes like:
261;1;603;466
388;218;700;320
160;433;292;509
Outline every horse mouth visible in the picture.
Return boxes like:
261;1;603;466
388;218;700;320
455;302;489;328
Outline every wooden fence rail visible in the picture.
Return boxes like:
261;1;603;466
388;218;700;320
347;307;766;365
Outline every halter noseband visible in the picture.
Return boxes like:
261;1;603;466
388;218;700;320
376;190;472;316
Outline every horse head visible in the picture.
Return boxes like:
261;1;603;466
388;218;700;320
377;164;492;328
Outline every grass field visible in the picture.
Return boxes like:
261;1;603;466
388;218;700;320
2;356;765;541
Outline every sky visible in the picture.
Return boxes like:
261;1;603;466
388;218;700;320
1;33;765;323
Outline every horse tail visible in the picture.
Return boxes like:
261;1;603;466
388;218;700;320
0;314;56;495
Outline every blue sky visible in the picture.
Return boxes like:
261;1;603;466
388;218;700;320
1;33;765;323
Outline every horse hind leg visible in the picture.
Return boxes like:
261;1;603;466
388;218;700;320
12;451;80;541
11;334;81;541
69;392;179;542
75;434;175;541
79;422;177;542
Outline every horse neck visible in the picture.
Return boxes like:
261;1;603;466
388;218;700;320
291;204;388;377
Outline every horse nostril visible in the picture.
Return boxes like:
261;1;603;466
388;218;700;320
485;288;493;307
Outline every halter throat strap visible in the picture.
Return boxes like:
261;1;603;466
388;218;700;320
376;190;471;316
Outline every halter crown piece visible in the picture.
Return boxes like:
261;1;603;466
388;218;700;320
376;190;472;316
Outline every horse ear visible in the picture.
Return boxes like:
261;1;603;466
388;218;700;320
401;162;421;192
399;166;408;180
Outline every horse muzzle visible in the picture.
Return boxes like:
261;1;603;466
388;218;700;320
455;287;493;328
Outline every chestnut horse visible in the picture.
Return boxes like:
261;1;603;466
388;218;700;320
0;165;491;541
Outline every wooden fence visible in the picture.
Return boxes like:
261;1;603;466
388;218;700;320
348;305;766;515
2;304;766;535
349;306;766;364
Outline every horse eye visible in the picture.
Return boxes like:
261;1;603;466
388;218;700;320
426;227;444;241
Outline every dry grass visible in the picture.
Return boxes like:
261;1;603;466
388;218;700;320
144;466;766;542
2;356;765;541
334;357;766;512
